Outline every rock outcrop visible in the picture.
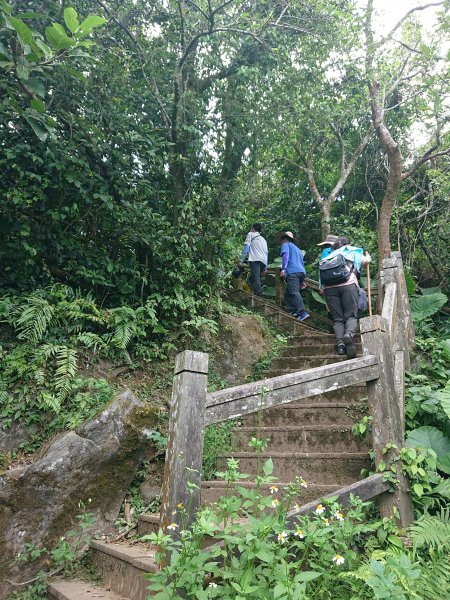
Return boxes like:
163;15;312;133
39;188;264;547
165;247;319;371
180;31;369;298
0;390;159;596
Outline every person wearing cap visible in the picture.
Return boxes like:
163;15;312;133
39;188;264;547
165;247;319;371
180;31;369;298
320;237;371;358
317;234;339;259
278;231;310;322
239;223;268;297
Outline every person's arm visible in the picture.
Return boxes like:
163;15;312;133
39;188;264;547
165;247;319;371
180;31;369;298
280;245;289;278
240;244;250;264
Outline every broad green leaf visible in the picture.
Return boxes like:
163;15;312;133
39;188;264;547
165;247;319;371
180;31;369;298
26;77;45;98
410;292;447;321
420;286;442;296
8;16;33;46
404;270;416;296
45;25;73;50
311;289;326;305
413;483;423;497
30;98;45;113
64;7;79;33
441;381;450;419
263;458;273;476
24;115;49;141
406;426;450;474
441;340;450;363
296;571;321;582
78;15;107;36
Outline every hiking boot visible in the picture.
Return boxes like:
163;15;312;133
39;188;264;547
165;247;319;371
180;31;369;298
297;311;311;322
343;333;357;359
336;343;346;356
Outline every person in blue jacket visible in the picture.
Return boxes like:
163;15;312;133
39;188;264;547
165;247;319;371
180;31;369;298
317;234;339;259
278;231;310;322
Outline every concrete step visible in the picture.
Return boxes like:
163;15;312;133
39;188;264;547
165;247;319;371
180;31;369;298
288;333;361;345
232;426;371;453
48;578;129;600
216;452;370;485
137;513;160;537
90;540;157;600
269;355;348;371
201;480;339;506
281;344;362;357
243;401;367;427
265;360;352;377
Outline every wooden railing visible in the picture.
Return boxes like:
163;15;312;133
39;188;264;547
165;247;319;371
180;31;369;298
160;252;414;532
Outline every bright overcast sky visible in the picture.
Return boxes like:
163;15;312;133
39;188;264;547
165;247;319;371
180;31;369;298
360;0;442;35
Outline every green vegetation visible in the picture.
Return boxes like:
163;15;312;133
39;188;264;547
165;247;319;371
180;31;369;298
144;442;450;599
0;0;449;597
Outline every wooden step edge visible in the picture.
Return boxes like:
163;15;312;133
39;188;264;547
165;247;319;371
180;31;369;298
220;451;370;459
247;402;367;409
90;540;157;573
234;425;362;432
202;480;338;490
48;577;129;600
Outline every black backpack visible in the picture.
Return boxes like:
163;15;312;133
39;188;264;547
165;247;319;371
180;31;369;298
319;253;354;286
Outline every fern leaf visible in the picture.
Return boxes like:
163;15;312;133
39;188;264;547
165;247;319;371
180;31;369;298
15;296;54;343
76;332;105;353
54;346;78;402
409;511;450;552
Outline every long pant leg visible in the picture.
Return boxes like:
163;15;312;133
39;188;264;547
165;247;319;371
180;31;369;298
324;286;345;344
249;261;264;296
284;273;305;314
340;284;359;337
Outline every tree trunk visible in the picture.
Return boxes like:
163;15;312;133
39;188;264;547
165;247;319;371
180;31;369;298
320;202;331;239
369;81;404;270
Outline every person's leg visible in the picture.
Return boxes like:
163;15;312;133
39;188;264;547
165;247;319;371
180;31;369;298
324;287;345;348
286;273;305;315
341;284;359;358
284;274;296;313
249;261;262;296
296;273;309;320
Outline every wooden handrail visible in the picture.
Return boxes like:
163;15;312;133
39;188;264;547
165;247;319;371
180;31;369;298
206;356;379;425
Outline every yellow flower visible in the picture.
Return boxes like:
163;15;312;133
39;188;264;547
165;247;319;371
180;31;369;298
271;498;279;508
294;528;305;539
334;511;344;522
315;504;325;515
333;554;345;565
167;522;179;531
293;503;301;511
177;502;184;509
322;517;330;527
277;531;288;543
270;485;279;494
208;582;218;588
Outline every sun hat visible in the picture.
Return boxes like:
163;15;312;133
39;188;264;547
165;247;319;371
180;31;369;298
317;234;339;247
275;231;298;244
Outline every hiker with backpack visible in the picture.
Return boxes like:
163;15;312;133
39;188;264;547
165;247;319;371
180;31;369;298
319;237;371;358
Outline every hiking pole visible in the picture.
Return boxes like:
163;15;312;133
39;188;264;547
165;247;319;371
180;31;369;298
366;251;372;316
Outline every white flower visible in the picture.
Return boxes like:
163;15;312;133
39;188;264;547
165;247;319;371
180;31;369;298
272;498;279;508
293;503;301;511
333;554;345;565
315;504;325;515
167;522;179;531
270;485;279;494
208;582;218;588
300;480;308;488
60;536;65;541
334;511;344;522
277;531;288;543
322;517;330;527
294;528;305;539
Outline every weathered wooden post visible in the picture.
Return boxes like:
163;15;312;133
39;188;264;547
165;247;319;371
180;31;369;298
160;350;209;534
360;315;414;527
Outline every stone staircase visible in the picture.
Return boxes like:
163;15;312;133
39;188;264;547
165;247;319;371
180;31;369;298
200;293;371;505
47;294;371;600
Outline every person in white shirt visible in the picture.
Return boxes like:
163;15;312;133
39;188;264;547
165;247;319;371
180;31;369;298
239;223;269;296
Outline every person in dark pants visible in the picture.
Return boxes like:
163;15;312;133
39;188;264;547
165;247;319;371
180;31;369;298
239;224;268;296
278;231;310;322
320;237;371;358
